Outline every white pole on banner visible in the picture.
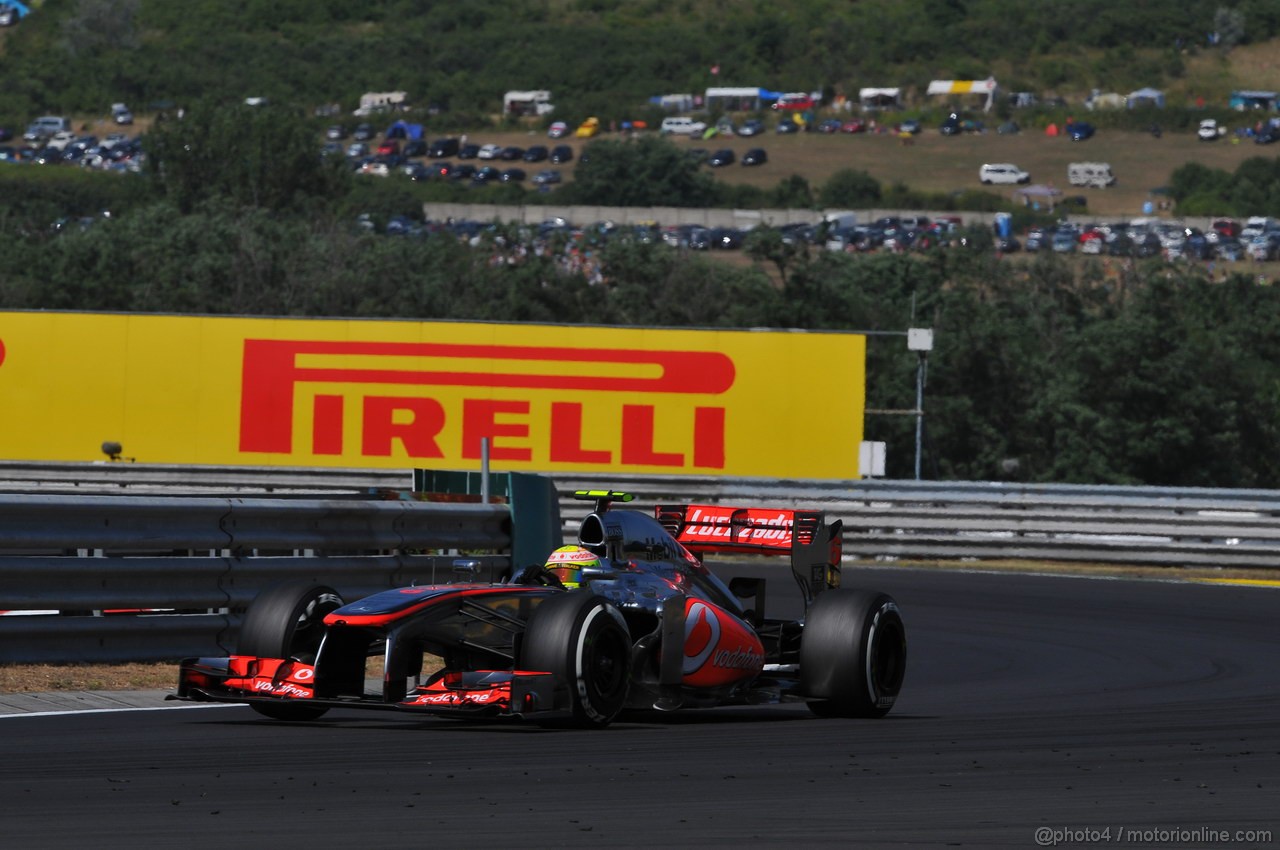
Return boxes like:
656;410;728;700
907;329;933;480
481;438;491;503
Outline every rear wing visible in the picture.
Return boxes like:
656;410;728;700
655;504;843;599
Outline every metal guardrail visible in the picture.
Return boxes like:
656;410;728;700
3;463;1279;665
0;493;513;664
547;475;1280;571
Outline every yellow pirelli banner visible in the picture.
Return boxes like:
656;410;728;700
0;312;866;479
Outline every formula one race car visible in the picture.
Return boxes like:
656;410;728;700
173;491;906;726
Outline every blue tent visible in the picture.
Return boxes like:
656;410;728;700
1230;91;1277;111
384;120;424;141
1127;87;1165;109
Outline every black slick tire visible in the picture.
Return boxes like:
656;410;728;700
520;593;631;728
800;590;906;718
237;582;344;721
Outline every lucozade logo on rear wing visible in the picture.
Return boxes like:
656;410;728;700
238;339;736;469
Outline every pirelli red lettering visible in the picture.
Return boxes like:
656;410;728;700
239;339;735;467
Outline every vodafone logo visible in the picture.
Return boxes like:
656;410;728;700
682;601;721;675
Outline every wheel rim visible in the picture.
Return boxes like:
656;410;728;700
290;593;342;661
583;626;628;704
868;614;906;698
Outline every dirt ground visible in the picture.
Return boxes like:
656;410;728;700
471;121;1265;222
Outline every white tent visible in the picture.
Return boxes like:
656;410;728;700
858;87;901;109
503;90;555;116
704;87;764;111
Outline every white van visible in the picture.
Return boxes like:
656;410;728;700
1067;162;1115;188
23;115;71;142
660;116;707;136
978;163;1030;185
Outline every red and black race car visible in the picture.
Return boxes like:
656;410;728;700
173;491;906;726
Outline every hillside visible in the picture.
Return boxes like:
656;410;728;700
2;2;1278;127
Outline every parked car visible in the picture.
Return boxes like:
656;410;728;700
1254;124;1280;145
352;123;376;141
708;148;735;167
523;145;548;162
550;144;574;164
738;119;765;137
741;148;768;166
547;121;569;139
458;143;480;159
447;163;477;181
500;145;525;161
402;139;427;157
1067;161;1115;188
428;137;459;158
500;167;526;183
979;163;1030;185
776;118;801;134
817;118;842;133
45;131;78;152
477;143;503;160
1215;238;1245;261
23;116;70;142
771;93;814;111
1067;122;1096;141
575;117;601;138
326;124;347;141
1051;231;1078;253
897;119;922;135
1198;119;1227;141
532;169;562;186
841;119;866;133
471;165;502;185
1247;234;1280;260
660;116;707;136
111;103;134;125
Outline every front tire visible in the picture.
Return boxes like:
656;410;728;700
238;582;344;721
801;590;906;718
520;593;631;728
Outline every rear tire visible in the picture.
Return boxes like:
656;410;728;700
520;593;631;728
238;582;344;721
801;590;906;718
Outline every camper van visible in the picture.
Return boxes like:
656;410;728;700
1068;162;1115;188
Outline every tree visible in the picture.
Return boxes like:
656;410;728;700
818;169;882;208
1213;6;1246;49
558;135;720;207
147;101;350;213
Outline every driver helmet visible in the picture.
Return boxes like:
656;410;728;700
543;545;602;589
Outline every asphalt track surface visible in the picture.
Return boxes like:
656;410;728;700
2;567;1278;849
